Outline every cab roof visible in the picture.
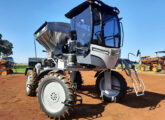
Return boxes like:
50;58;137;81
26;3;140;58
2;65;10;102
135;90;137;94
65;0;120;19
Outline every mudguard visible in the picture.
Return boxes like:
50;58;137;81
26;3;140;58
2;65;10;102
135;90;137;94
25;67;34;75
34;69;65;86
94;71;104;78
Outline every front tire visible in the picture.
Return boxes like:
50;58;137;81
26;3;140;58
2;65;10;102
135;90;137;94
38;73;75;119
96;71;127;102
26;70;36;96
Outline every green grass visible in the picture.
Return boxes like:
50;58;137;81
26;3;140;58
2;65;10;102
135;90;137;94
12;64;27;73
116;64;142;70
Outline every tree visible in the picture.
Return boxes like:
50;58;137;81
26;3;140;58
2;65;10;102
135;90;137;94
0;33;13;57
0;34;2;39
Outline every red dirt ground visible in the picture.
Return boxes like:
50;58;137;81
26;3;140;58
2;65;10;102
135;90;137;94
0;71;165;120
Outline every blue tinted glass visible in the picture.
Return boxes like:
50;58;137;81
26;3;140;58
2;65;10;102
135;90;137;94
75;8;92;48
103;15;120;48
93;9;102;45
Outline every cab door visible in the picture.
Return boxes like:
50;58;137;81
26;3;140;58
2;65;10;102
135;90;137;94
72;7;92;55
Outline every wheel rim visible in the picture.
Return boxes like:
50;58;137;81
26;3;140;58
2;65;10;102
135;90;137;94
99;76;120;98
1;71;7;76
26;75;31;93
41;81;66;113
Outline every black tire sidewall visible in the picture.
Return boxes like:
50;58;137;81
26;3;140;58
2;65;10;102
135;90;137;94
38;75;71;118
26;70;35;96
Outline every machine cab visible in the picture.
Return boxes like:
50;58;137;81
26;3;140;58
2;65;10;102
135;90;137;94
65;0;122;69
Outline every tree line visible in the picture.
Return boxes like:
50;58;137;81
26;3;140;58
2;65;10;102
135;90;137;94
0;33;13;57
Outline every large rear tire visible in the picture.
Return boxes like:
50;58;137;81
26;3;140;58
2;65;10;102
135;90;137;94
38;73;75;119
26;70;36;96
96;71;127;102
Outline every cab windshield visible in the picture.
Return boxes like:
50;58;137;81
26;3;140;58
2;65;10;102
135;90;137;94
103;14;120;48
93;10;121;48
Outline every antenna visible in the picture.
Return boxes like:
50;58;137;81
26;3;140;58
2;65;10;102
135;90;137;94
34;38;37;58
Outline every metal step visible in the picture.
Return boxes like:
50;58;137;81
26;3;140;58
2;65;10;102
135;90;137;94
118;59;145;96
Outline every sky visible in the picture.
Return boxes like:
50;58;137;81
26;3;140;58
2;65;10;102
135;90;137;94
0;0;165;63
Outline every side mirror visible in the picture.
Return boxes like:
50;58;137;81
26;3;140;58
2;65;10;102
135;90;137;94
137;50;141;57
70;30;77;40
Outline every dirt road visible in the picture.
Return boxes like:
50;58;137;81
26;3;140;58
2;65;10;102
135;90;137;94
0;71;165;120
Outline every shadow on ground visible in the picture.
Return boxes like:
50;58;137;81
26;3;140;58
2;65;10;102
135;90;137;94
71;102;108;120
122;91;165;110
69;85;165;119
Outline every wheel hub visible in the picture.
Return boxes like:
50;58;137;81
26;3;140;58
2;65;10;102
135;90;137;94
41;81;66;113
100;76;120;98
50;92;59;103
26;76;31;92
102;89;119;97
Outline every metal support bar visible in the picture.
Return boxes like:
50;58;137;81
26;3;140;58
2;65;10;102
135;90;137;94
35;63;41;75
119;59;145;96
104;70;112;90
100;70;112;98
